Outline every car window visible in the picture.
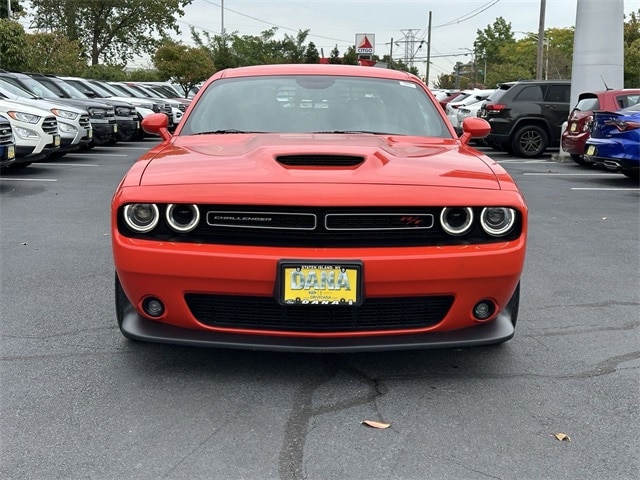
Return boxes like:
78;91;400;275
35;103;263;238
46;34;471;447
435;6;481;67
181;75;451;138
616;94;640;109
544;85;569;103
575;97;599;111
514;85;543;102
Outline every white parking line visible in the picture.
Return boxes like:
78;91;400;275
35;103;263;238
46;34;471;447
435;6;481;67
498;159;549;163
32;163;99;167
571;187;639;191
0;177;57;182
523;172;617;176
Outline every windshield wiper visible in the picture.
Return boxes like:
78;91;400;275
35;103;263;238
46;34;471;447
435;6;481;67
193;129;260;135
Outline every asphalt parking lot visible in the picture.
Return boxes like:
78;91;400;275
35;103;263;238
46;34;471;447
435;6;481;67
1;141;638;480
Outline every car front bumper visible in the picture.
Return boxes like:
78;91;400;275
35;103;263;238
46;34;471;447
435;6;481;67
113;237;526;351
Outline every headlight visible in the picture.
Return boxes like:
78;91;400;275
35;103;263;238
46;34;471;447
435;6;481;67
480;208;516;236
166;204;200;232
7;111;41;123
58;123;78;133
13;126;39;138
115;106;132;116
51;108;79;120
440;207;474;236
87;108;107;118
123;204;159;233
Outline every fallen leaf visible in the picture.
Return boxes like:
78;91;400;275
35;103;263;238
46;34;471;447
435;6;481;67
361;420;391;429
551;433;571;442
21;242;28;246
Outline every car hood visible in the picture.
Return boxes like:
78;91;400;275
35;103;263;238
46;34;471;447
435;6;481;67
138;134;502;190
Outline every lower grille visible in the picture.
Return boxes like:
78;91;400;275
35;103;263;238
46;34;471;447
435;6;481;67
185;294;453;332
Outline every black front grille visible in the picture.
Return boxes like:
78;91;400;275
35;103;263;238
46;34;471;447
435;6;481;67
185;294;453;332
41;116;58;134
79;115;90;129
119;205;522;247
0;122;12;144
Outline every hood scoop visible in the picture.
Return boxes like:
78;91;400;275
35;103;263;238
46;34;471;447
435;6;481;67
276;154;365;167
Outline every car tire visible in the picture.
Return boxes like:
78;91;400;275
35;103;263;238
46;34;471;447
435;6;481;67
511;125;548;158
621;169;639;182
570;153;593;166
115;273;137;340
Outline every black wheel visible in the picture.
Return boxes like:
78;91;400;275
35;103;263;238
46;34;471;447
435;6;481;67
511;125;548;158
8;162;31;170
115;273;137;340
621;169;639;182
570;153;593;166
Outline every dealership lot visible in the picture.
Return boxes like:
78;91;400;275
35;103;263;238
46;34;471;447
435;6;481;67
1;142;638;480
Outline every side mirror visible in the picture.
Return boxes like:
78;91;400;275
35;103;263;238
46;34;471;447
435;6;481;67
141;112;172;141
459;117;491;145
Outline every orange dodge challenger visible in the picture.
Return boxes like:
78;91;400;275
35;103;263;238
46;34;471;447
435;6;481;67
111;64;527;352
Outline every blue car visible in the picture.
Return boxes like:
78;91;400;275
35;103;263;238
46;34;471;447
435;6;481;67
584;103;640;180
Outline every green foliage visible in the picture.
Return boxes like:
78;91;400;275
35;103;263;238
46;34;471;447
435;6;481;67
82;64;127;81
328;46;341;64
342;46;358;65
0;19;27;70
0;1;24;18
29;0;193;65
624;10;640;86
127;69;163;82
304;42;320;64
23;32;86;75
153;42;214;97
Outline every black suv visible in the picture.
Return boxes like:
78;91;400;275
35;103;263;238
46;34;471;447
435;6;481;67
479;80;571;157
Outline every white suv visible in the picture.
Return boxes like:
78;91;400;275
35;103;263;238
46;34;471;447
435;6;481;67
0;99;60;168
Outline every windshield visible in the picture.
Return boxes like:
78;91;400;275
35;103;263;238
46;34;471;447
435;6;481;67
0;79;37;99
12;77;60;99
180;75;451;138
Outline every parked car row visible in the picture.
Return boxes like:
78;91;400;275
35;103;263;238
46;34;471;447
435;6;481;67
437;79;638;180
0;70;190;171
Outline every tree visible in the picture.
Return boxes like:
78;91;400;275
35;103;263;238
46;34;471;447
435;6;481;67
153;42;214;97
328;46;341;64
23;32;86;75
0;19;28;70
304;42;320;64
83;64;127;81
342;46;358;65
29;0;193;65
1;1;24;18
624;10;640;87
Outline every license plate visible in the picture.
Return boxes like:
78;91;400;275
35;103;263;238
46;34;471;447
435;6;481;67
279;261;362;306
570;123;577;132
7;145;15;159
113;124;118;133
586;145;595;156
88;129;93;139
54;134;60;147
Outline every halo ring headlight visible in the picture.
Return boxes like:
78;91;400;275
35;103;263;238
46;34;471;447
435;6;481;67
123;203;159;233
480;207;516;236
440;207;474;236
166;204;200;232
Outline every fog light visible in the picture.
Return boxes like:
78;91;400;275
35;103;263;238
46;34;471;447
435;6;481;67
473;300;495;321
142;297;165;317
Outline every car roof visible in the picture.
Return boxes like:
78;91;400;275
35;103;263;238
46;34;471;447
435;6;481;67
215;64;420;82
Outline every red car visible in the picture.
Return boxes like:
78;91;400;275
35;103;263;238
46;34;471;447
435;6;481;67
111;64;527;352
562;89;640;165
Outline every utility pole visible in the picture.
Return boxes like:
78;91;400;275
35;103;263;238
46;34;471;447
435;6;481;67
536;0;546;80
425;11;432;86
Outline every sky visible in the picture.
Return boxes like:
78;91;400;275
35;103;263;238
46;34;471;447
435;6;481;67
170;0;639;86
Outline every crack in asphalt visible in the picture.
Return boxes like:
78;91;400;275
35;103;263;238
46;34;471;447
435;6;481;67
277;359;387;480
276;350;638;479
